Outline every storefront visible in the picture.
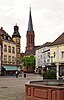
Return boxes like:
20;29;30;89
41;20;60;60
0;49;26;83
1;66;21;76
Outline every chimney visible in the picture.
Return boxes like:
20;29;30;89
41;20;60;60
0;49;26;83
1;27;3;30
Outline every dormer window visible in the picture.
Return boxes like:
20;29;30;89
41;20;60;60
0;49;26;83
8;37;10;40
4;36;6;40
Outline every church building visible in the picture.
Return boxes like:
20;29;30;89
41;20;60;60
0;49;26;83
25;7;40;55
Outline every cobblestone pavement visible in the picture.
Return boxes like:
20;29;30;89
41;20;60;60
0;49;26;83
0;74;43;100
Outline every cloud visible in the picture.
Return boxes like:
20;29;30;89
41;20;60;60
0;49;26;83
0;0;64;52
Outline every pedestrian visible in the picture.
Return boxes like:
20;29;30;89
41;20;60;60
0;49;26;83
15;71;18;78
24;72;26;78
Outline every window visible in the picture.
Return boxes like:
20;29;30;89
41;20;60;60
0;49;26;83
31;34;32;43
8;56;11;62
4;45;7;52
4;55;7;62
16;39;20;44
12;56;14;62
40;55;42;58
61;51;64;58
12;47;15;53
29;35;30;43
47;59;50;63
8;37;10;40
44;60;46;64
4;36;6;40
17;48;20;53
47;52;50;58
8;46;11;53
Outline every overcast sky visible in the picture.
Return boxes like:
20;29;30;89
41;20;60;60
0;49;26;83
0;0;64;52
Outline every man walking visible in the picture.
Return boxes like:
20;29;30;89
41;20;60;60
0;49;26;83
15;71;18;78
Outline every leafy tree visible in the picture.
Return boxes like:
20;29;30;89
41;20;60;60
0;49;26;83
21;54;36;71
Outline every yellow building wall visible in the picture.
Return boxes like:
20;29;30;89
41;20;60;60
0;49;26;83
3;41;16;64
12;37;21;59
50;46;56;63
50;44;64;63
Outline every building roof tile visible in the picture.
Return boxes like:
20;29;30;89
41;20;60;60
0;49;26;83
51;32;64;46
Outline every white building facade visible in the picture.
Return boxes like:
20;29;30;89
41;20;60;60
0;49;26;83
35;42;52;72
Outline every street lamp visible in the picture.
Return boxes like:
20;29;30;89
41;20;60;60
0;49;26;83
50;50;59;80
50;52;55;64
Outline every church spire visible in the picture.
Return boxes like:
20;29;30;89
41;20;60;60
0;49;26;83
26;7;35;51
28;7;33;32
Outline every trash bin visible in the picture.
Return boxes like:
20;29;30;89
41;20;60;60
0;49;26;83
24;73;26;78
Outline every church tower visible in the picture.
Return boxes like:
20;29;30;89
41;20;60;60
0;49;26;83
26;7;35;51
12;24;21;59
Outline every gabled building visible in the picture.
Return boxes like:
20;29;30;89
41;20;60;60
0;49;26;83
50;32;64;76
0;26;21;75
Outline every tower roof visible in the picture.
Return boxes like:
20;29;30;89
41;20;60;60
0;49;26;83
28;7;33;32
12;24;21;38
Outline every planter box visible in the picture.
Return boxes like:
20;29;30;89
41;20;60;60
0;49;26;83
25;80;64;100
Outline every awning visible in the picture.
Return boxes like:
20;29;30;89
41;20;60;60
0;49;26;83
2;66;21;71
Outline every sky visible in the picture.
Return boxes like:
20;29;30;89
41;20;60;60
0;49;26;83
0;0;64;52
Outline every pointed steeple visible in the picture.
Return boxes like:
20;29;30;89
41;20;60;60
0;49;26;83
28;7;33;32
26;7;35;51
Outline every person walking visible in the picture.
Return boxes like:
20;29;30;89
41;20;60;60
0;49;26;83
15;71;18;78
